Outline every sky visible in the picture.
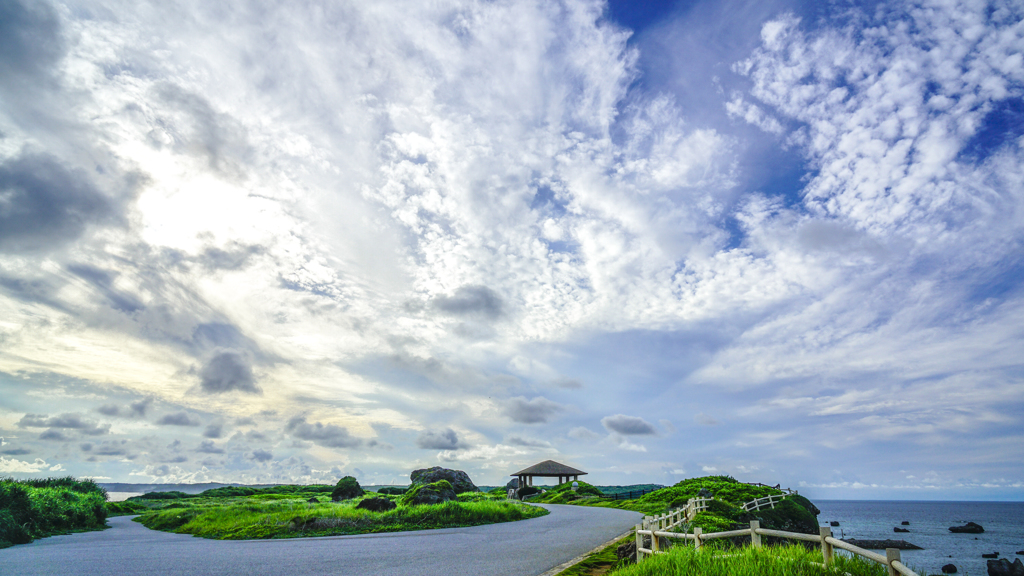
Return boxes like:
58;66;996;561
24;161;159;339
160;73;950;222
0;0;1022;501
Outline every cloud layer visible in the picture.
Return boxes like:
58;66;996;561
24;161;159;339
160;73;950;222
0;0;1021;497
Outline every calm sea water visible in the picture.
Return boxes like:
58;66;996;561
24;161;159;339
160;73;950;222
106;491;143;502
815;501;1024;576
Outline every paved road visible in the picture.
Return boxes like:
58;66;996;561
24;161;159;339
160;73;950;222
0;504;640;576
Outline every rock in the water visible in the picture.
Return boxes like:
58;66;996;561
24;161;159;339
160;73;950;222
843;539;923;550
902;521;911;525
506;478;519;490
894;527;910;533
942;564;957;574
949;522;985;534
1017;552;1024;556
401;480;457;505
307;497;320;503
987;558;1024;576
983;553;1000;559
410;466;479;494
616;540;637;564
831;521;841;526
356;497;397;512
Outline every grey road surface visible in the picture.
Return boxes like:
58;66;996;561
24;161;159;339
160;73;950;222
0;504;640;576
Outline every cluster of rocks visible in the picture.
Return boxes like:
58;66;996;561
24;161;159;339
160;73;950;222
323;467;480;510
988;559;1024;576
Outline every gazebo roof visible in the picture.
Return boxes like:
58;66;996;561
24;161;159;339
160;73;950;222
511;459;587;477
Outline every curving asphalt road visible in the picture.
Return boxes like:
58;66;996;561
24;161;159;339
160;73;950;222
0;504;640;576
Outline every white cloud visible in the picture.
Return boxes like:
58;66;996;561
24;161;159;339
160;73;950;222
0;457;52;473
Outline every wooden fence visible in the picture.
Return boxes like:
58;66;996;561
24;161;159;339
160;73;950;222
633;498;919;576
740;492;790;512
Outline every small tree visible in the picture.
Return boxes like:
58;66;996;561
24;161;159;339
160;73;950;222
331;476;364;501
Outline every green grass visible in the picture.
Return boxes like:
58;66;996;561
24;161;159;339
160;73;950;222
0;477;108;548
133;493;548;539
608;543;888;576
554;535;633;576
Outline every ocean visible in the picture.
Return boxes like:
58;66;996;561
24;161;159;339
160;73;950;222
815;500;1024;576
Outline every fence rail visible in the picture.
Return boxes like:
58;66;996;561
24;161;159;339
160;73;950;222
740;493;790;512
633;498;920;576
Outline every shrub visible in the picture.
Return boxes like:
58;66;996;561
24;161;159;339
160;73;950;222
0;477;107;548
133;491;195;500
518;486;541;498
331;476;364;501
376;486;408;495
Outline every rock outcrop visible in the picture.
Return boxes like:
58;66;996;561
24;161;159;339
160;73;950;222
400;480;457;505
894;527;910;533
842;539;923;550
506;478;519;490
987;558;1024;576
949;522;985;533
617;540;637;564
356;497;397;512
410;467;479;494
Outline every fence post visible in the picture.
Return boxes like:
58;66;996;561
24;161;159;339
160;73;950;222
886;549;900;576
820;527;833;564
635;524;643;563
750;520;761;547
693;526;702;551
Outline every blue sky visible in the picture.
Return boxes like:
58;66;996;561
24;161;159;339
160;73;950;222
1;0;1022;501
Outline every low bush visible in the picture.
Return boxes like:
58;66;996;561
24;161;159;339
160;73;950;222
106;500;150;516
376;486;408;495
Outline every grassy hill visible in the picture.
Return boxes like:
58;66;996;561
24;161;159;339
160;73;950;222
529;475;819;535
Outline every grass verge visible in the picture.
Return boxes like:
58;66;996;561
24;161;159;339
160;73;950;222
607;543;888;576
552;534;633;576
0;477;108;548
133;494;547;539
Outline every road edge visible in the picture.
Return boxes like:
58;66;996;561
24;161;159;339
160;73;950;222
536;529;633;576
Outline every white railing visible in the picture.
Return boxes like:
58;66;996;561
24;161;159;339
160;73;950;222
633;516;919;576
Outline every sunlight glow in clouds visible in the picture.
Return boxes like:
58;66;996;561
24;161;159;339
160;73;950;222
0;0;1021;498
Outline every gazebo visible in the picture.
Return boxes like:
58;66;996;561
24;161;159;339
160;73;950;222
511;459;587;487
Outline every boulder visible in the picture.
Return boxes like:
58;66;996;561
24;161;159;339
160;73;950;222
400;480;457;506
843;539;923;550
331;476;365;501
902;521;910;525
984;553;1000;559
894;527;910;533
356;497;397;512
831;521;841;527
987;558;1024;576
950;522;985;534
697;487;713;498
410;466;479;494
942;564;957;574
